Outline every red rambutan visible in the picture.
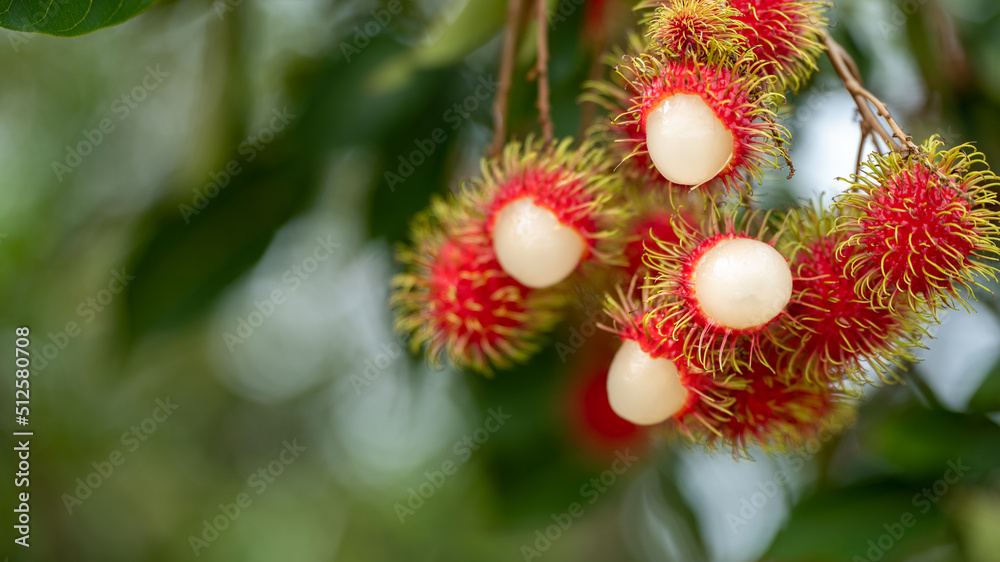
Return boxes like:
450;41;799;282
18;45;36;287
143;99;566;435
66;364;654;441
644;205;794;371
683;348;855;454
730;0;829;92
835;137;1000;314
776;206;923;384
391;198;564;374
644;0;751;60
613;52;788;192
466;138;627;289
600;282;735;427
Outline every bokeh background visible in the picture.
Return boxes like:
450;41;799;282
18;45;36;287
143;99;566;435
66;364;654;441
2;0;1000;560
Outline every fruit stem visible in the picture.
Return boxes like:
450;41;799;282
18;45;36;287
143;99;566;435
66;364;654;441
822;30;922;159
490;0;524;157
535;0;554;143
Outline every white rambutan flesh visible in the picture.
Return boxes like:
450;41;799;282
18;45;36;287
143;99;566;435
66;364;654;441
645;93;735;186
692;238;793;331
606;339;689;426
492;198;586;289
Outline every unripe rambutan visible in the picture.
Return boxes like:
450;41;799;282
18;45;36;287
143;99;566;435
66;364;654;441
776;207;923;384
644;206;793;371
835;137;1000;314
600;283;734;426
730;0;829;92
645;0;751;60
614;53;788;192
391;198;564;374
467;138;627;289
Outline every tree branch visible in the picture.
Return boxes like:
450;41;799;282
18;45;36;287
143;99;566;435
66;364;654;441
822;30;921;158
535;0;554;143
490;0;524;157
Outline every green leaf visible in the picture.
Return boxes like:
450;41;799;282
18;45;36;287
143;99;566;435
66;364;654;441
967;362;1000;413
0;0;158;37
765;481;953;562
864;402;1000;481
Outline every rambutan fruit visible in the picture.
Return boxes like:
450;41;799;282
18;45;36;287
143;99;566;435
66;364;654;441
644;206;793;371
644;0;751;60
683;348;855;454
600;283;734;427
391;197;564;374
730;0;829;92
466;138;627;289
613;52;788;192
835;137;1000;314
776;206;923;384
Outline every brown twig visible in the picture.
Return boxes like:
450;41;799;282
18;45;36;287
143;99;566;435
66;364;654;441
822;30;922;158
855;129;869;174
490;0;524;157
534;0;554;143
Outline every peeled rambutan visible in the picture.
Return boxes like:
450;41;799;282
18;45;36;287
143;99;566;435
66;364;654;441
644;206;793;371
600;283;734;427
835;137;1000;314
644;0;751;60
466;138;627;289
391;198;564;374
730;0;829;92
613;52;787;192
776;207;923;384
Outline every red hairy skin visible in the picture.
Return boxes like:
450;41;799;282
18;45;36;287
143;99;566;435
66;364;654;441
391;198;565;374
779;229;920;384
836;137;1000;315
730;0;828;91
701;356;850;454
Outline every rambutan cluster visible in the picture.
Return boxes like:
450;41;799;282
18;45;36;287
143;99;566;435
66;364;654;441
391;1;1000;456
